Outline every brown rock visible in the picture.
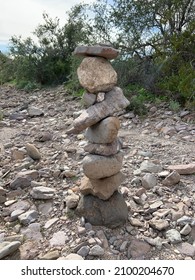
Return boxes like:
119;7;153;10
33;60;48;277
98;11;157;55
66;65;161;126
176;242;195;257
0;187;6;196
77;57;117;93
36;132;52;142
149;218;169;230
80;172;125;200
11;148;25;160
0;196;6;204
10;177;31;189
84;138;121;156
162;170;181;186
10;170;39;190
17;170;39;180
127;239;151;259
160;126;176;136
25;143;41;160
20;240;40;260
73;45;119;60
39;250;60;260
85;117;120;144
167;163;195;175
82;151;124;179
67;87;130;134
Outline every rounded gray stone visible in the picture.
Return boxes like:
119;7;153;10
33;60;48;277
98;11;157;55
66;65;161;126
141;174;157;189
77;246;90;257
18;210;38;225
82;151;124;179
89;245;104;256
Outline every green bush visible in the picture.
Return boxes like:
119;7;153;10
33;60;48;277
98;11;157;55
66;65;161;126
157;61;195;106
0;52;14;84
124;84;155;115
16;80;41;92
169;100;181;112
64;56;84;96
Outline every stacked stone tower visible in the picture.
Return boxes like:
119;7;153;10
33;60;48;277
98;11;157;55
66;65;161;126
67;44;130;228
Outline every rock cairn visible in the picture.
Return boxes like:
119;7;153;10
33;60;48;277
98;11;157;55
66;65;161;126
67;44;130;228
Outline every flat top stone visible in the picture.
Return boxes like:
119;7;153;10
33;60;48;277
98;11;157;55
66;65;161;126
73;45;119;60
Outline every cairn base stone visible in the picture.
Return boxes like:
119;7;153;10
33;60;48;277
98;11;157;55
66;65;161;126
76;192;128;228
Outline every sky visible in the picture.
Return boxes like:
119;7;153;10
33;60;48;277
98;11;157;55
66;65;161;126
0;0;94;53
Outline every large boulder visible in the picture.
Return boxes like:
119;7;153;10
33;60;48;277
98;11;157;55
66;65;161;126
77;57;117;93
82;151;124;179
85;117;120;144
76;192;128;228
67;87;130;134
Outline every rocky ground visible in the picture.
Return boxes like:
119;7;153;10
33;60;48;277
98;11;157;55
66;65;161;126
0;85;195;260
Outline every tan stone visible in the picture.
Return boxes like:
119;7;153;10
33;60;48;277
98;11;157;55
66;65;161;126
25;143;41;160
82;151;124;179
84;138;121;156
66;87;130;134
73;45;119;60
168;163;195;175
162;170;180;186
85;117;120;144
11;148;25;160
80;172;125;200
77;57;117;93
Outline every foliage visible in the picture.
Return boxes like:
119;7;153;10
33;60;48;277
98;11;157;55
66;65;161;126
3;5;92;88
124;84;155;115
111;0;195;56
16;80;41;92
0;52;14;84
169;100;181;112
